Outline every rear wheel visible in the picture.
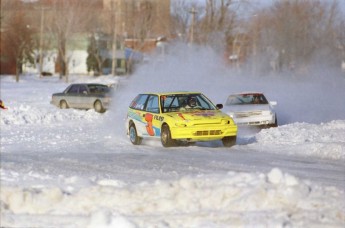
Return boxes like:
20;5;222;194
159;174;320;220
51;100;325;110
94;100;105;113
222;136;236;147
60;100;68;109
161;124;175;147
129;123;142;145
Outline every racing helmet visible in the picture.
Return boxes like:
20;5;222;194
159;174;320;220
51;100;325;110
187;96;197;107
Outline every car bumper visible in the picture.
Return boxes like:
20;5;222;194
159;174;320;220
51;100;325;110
170;124;237;141
50;100;58;107
233;114;276;126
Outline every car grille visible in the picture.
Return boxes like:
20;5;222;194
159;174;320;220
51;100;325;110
193;130;222;136
235;111;262;118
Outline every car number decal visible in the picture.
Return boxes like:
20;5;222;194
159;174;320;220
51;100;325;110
145;113;154;136
144;114;164;136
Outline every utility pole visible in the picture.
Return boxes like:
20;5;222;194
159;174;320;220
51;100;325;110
111;21;117;76
38;6;48;78
189;7;197;44
111;1;117;76
252;15;259;77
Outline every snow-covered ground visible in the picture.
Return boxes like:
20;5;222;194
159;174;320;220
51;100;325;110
1;47;345;227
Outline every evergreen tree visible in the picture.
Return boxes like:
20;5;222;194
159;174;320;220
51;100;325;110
86;35;101;75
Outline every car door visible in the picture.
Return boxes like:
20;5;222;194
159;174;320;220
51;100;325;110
129;94;149;136
143;95;160;136
129;94;161;137
78;85;91;109
65;84;80;108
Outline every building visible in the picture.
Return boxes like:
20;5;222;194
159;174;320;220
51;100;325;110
0;0;171;75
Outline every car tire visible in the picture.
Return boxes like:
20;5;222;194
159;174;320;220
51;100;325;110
222;136;236;147
94;100;105;113
60;100;68;109
272;116;278;127
268;116;278;128
129;123;142;145
161;124;175;147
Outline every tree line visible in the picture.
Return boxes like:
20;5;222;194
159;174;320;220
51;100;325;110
172;0;345;74
1;0;344;82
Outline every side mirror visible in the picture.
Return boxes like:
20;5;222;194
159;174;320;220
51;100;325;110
83;91;88;95
216;104;223;109
269;101;277;106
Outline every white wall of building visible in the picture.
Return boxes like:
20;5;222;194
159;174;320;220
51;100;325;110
24;50;89;75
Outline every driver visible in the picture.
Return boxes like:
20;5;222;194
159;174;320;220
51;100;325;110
253;95;261;104
185;96;197;108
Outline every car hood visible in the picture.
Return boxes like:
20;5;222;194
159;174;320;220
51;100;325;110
167;110;231;123
52;92;65;96
224;104;272;113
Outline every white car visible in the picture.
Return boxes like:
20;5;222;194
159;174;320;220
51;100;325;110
223;92;278;127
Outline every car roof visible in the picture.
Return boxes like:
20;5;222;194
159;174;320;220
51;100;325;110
69;83;108;87
230;92;264;96
141;91;201;96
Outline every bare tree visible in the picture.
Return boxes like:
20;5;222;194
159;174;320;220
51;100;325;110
171;0;200;42
335;18;345;70
197;0;238;49
134;1;154;42
254;0;341;73
46;0;96;82
171;0;240;51
1;5;35;82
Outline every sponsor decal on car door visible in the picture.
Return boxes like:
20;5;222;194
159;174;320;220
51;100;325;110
142;95;162;137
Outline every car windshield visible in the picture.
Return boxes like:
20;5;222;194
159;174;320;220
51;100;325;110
226;94;268;105
88;85;111;94
161;93;216;113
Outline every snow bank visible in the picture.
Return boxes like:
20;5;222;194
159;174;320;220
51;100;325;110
0;74;118;126
0;104;102;126
1;168;344;227
254;120;345;160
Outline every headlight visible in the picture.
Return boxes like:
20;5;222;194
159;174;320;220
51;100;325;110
175;123;187;127
222;119;232;125
175;118;187;127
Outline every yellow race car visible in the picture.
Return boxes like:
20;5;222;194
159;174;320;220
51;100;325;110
126;92;238;147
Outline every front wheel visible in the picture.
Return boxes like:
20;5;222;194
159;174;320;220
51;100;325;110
222;136;236;147
161;124;176;147
60;100;68;109
94;100;105;113
129;123;142;145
